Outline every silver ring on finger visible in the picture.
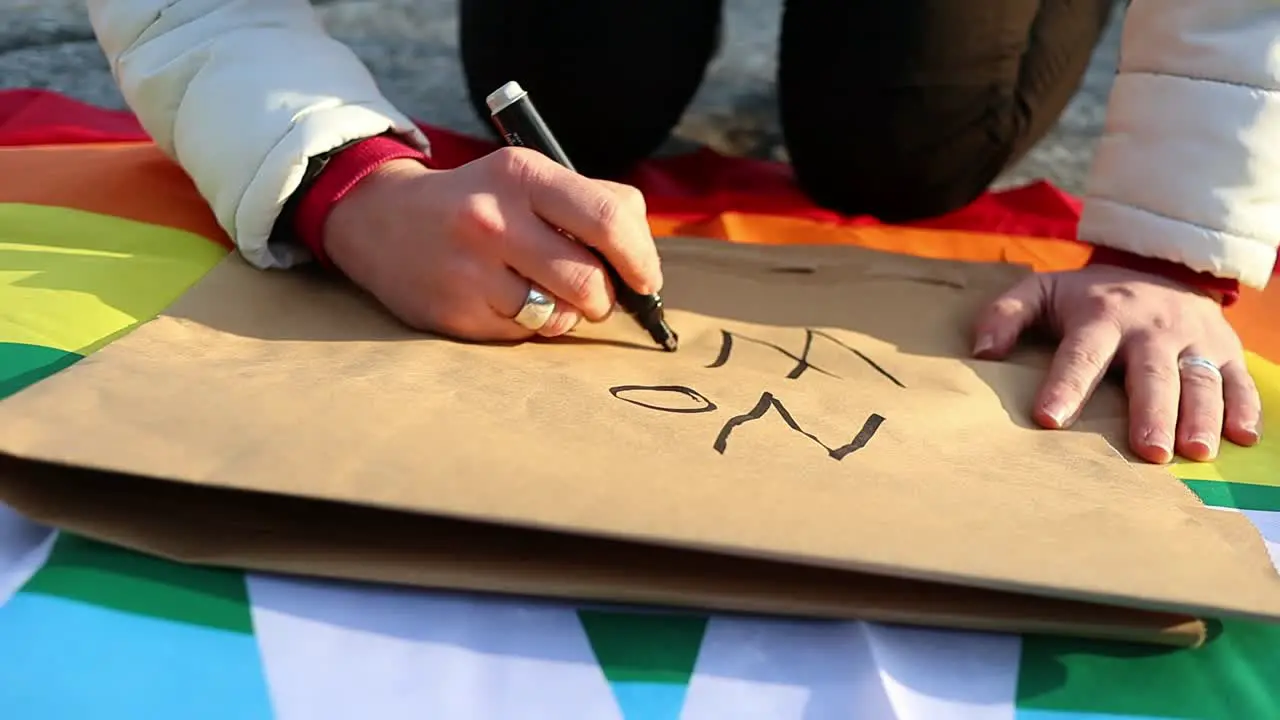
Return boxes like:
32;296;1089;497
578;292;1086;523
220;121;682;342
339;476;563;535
512;284;555;332
1178;355;1223;383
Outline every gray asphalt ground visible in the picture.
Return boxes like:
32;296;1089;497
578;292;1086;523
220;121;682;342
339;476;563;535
0;0;1124;193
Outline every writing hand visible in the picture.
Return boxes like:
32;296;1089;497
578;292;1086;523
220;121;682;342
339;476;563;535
323;147;662;340
971;265;1262;463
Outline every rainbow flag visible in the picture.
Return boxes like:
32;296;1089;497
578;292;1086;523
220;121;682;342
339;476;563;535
1;90;1278;719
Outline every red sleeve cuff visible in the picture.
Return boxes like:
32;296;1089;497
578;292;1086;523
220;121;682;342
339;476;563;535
1087;246;1241;307
294;135;430;265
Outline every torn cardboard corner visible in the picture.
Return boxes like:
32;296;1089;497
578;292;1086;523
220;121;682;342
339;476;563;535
0;235;1277;646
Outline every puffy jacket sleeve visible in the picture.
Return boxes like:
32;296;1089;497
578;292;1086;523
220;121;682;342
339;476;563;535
1079;0;1280;289
86;0;431;269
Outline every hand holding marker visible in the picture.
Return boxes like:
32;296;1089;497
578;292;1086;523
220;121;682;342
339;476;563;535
485;81;680;352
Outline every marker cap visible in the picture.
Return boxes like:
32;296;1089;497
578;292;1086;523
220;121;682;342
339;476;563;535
485;81;528;115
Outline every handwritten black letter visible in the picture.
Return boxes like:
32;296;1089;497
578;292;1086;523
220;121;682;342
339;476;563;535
707;329;904;388
713;392;885;460
608;385;718;414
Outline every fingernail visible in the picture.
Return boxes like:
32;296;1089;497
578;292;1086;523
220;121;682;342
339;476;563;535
650;260;665;296
1188;434;1219;459
1042;400;1070;428
1144;428;1174;461
1243;420;1262;442
973;334;995;356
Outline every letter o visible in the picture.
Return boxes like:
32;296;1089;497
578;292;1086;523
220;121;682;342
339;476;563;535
608;385;718;414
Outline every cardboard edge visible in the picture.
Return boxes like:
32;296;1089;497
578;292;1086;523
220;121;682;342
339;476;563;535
0;455;1207;648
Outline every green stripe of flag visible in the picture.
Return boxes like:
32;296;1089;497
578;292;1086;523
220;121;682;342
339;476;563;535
1183;479;1280;512
0;342;80;401
21;534;254;634
1017;618;1280;719
579;610;707;684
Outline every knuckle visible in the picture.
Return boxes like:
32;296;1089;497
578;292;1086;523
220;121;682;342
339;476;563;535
539;310;581;338
452;195;507;243
490;146;537;180
1061;344;1110;373
590;193;626;236
1149;313;1174;332
1082;292;1123;322
618;183;647;214
1181;367;1222;389
1131;358;1177;383
559;262;606;310
1127;328;1162;347
991;297;1027;321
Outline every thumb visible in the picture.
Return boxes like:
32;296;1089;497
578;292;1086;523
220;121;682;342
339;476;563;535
972;274;1048;359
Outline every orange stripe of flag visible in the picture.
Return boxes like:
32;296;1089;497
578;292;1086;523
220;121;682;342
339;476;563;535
0;143;228;247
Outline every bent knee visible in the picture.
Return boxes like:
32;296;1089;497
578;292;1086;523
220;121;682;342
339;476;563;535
792;157;1000;222
783;89;1026;221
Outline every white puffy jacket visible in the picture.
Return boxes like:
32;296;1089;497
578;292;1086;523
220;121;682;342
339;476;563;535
87;0;1280;288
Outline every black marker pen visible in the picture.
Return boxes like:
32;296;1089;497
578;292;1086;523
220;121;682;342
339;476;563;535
485;80;679;353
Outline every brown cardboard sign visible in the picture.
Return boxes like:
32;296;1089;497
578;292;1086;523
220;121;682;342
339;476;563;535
0;236;1275;645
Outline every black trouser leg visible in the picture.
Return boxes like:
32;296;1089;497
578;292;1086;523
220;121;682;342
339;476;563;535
459;0;723;180
778;0;1116;221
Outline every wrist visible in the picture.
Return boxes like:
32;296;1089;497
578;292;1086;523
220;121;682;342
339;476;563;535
293;135;431;265
1086;246;1240;307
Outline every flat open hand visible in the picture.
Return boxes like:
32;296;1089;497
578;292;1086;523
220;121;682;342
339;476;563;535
971;264;1262;463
